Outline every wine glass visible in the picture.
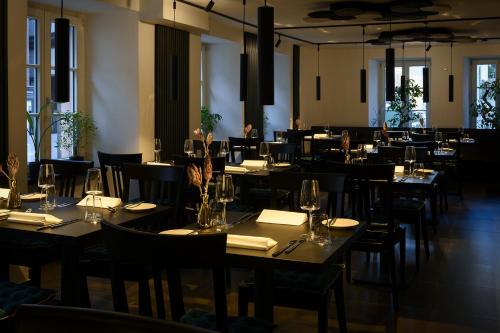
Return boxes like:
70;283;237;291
275;131;284;143
84;168;103;224
38;163;56;211
373;130;381;147
402;131;409;141
324;125;330;136
219;140;229;157
300;179;320;241
435;132;443;152
404;146;417;176
250;128;258;138
184;139;194;157
215;174;235;229
154;138;162;162
259;142;269;162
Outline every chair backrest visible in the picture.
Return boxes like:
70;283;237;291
269;143;297;163
97;152;142;198
376;146;428;164
16;304;215;333
173;156;226;175
411;133;434;142
39;159;94;198
122;164;185;223
228;137;263;163
272;130;289;142
311;138;341;160
100;221;228;332
286;129;313;157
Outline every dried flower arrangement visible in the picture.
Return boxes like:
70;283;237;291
0;153;19;181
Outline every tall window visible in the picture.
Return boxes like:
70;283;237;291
471;59;498;128
380;61;430;128
26;7;83;162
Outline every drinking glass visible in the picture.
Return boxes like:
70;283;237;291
404;146;417;176
215;174;234;229
373;130;381;146
402;131;409;141
219;140;229;157
276;131;284;143
184;139;194;157
441;142;449;151
259;142;269;166
414;162;425;179
38;164;56;211
312;213;332;246
435;132;443;151
324;125;330;136
154;138;162;162
300;179;320;241
84;168;103;224
357;144;367;159
250;128;258;138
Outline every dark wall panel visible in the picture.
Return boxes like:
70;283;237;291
292;44;300;126
0;0;8;176
155;25;189;160
244;32;263;134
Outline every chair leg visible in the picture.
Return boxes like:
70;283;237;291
333;277;347;333
400;232;406;288
415;219;421;271
28;266;42;287
237;286;250;316
365;251;371;263
345;251;352;283
138;277;153;317
388;247;399;311
153;269;166;319
421;213;430;260
318;296;329;333
110;269;129;313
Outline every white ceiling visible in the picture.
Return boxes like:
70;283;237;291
186;0;500;45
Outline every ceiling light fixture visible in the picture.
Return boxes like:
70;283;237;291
449;42;454;102
240;0;247;102
54;0;69;103
275;34;282;48
423;45;429;103
170;0;178;101
360;26;366;103
258;0;274;105
401;42;406;102
316;44;321;101
205;0;214;12
386;17;395;101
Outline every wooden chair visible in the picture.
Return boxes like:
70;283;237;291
100;221;273;333
268;143;297;163
239;171;348;333
40;159;94;198
328;162;405;310
97;152;142;198
286;129;313;159
411;133;434;142
228;137;263;163
16;305;215;333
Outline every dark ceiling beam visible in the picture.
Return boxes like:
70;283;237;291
275;16;500;31
176;0;314;44
317;36;500;46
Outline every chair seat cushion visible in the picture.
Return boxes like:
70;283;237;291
181;309;274;333
0;280;55;317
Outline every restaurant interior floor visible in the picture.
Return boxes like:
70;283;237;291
36;182;500;333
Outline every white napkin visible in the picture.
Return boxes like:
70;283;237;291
241;160;266;171
256;209;307;226
146;162;173;166
227;234;277;251
77;195;122;208
313;133;329;139
8;212;63;226
395;165;404;174
159;229;194;235
0;188;9;199
225;166;248;174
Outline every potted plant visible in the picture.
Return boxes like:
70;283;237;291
471;79;500;129
386;78;423;128
200;106;222;134
57;111;97;160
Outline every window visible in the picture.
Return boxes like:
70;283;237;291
26;7;84;162
471;59;499;128
200;44;207;108
379;60;430;128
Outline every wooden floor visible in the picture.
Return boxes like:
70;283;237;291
38;182;500;333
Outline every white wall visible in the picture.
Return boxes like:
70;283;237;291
206;42;243;140
264;53;290;141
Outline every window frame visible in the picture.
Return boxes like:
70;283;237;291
470;58;500;129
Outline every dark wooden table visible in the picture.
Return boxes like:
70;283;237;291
0;199;171;306
223;212;366;322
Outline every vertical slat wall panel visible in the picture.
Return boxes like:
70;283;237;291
244;32;263;133
0;0;8;181
292;44;300;126
155;25;189;160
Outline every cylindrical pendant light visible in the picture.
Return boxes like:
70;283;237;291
54;0;69;103
240;0;247;101
386;47;395;101
449;42;454;102
257;2;274;105
360;26;366;103
423;41;429;103
169;0;178;101
400;43;406;102
316;44;321;101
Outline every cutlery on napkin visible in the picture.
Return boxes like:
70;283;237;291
226;234;277;251
8;212;63;226
77;195;122;208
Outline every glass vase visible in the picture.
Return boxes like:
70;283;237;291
197;194;212;229
7;179;21;209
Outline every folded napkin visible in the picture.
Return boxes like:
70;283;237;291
395;165;404;174
77;195;122;208
241;160;266;171
225;165;248;174
0;188;9;199
227;234;277;251
146;162;173;166
159;229;194;235
365;144;374;149
256;209;307;226
313;133;329;139
0;209;9;219
8;212;63;226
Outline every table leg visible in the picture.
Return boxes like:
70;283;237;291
61;240;90;307
429;186;438;232
254;268;274;323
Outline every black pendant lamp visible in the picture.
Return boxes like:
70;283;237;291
54;0;69;103
240;0;248;101
423;41;430;103
170;0;178;101
316;45;321;101
449;43;454;102
400;43;406;101
385;18;395;102
257;0;274;105
360;26;366;103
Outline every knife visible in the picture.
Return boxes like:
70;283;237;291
36;218;82;231
285;239;305;254
272;240;297;257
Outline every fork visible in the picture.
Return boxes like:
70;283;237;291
124;201;144;209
